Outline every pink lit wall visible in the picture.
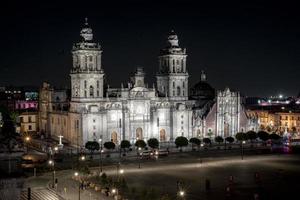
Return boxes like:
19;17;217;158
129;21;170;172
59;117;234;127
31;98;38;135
15;100;38;110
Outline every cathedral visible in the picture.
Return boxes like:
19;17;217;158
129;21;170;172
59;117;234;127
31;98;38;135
39;19;258;147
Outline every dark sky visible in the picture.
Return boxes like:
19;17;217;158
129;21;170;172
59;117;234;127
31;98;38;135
0;0;299;97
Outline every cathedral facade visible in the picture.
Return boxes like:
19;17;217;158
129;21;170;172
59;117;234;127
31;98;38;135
39;20;257;147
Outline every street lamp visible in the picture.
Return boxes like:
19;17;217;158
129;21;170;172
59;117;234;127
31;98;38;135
48;160;55;188
241;140;246;160
178;190;185;199
138;147;142;168
98;138;103;174
80;155;85;161
25;136;30;153
74;172;81;200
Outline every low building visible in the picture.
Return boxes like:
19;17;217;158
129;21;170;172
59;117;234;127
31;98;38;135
17;112;38;135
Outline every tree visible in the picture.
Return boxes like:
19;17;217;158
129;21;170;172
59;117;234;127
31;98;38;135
225;136;234;149
120;140;131;152
269;133;281;141
257;131;269;144
203;138;211;145
235;132;247;142
135;139;147;149
246;131;257;147
189;137;201;150
104;141;115;150
214;136;224;144
225;136;234;144
85;141;100;159
147;138;159;149
175;136;188;151
247;131;257;141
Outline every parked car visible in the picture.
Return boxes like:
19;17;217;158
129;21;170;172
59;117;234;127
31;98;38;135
141;150;152;159
155;149;169;157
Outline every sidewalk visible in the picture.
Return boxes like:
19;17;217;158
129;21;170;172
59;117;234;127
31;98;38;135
53;171;113;200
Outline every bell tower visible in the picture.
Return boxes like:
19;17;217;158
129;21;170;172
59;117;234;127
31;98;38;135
70;18;104;102
156;30;188;100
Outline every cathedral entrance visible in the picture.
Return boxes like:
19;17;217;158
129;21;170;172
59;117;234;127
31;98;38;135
224;123;229;137
197;129;201;138
136;128;143;140
111;131;118;144
160;129;166;142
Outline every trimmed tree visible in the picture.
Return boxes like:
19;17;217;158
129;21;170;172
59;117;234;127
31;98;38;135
203;138;211;146
269;133;281;141
120;140;131;156
257;131;269;145
215;136;224;150
147;138;159;149
215;136;224;144
225;136;235;144
235;132;248;142
225;136;235;149
104;141;115;157
135;139;147;149
189;137;201;150
85;141;100;159
175;136;188;152
246;131;257;147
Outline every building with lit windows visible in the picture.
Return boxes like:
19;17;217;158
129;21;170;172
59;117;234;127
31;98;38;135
39;19;257;146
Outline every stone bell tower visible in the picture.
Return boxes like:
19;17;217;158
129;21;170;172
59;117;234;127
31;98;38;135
156;30;189;101
70;18;104;105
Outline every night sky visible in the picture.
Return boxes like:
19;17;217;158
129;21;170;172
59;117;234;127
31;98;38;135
0;1;299;97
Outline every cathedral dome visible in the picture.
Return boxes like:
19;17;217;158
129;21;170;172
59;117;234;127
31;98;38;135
190;71;215;100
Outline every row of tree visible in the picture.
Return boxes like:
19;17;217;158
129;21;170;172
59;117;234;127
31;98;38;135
84;131;282;156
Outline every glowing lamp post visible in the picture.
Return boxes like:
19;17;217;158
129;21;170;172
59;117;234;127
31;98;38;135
241;140;246;160
138;147;142;168
178;190;185;199
25;136;30;153
99;138;103;174
74;172;81;200
48;160;55;188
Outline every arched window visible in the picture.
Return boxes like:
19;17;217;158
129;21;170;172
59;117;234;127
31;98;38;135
84;91;87;97
173;59;175;67
177;86;181;96
89;86;94;97
182;81;185;88
173;81;175;88
84;80;87;89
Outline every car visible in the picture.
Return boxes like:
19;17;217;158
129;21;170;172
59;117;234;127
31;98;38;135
155;149;169;157
141;150;151;159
